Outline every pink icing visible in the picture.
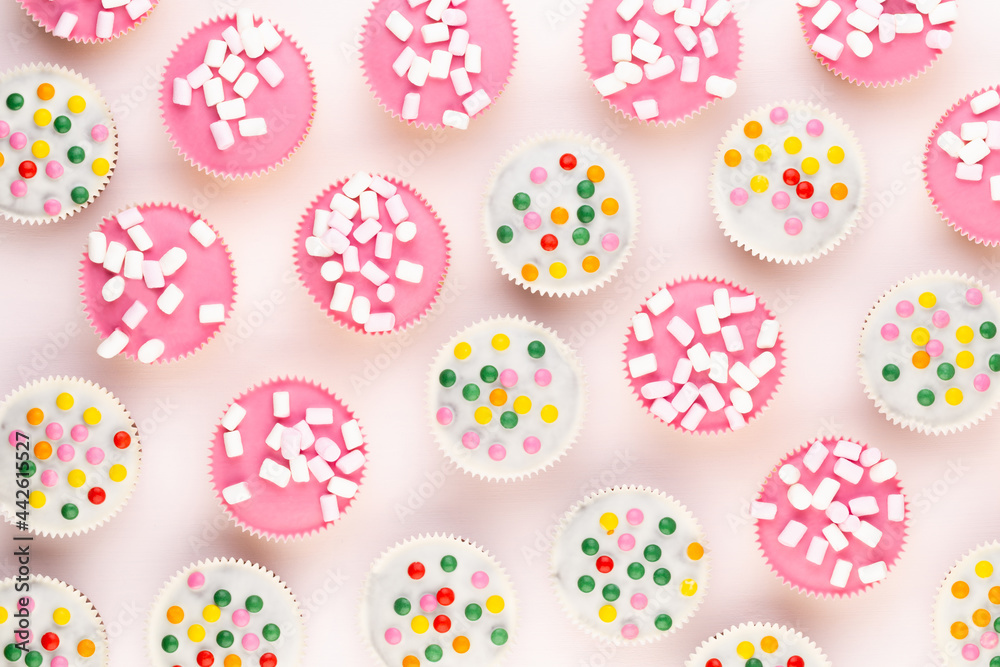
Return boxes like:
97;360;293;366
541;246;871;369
925;86;1000;245
359;0;516;128
18;0;158;43
624;277;785;433
755;437;907;596
209;378;367;539
522;435;540;454
80;203;236;363
799;0;955;86
582;0;742;124
294;177;449;334
159;15;315;177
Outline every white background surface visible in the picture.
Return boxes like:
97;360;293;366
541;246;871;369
1;0;1000;664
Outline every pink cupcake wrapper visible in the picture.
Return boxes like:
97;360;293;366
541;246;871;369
17;0;159;44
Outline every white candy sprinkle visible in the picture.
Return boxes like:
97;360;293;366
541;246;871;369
802;441;829;472
306;236;334;258
654;0;683;12
750;501;776;519
353;218;382;244
806;537;829;565
429;50;452;79
221;403;247;431
463;89;492;116
830;559;852;588
187;219;216;248
340;420;363;450
238;117;267;137
376;284;395;304
787;483;812;510
870;459;897;483
222;482;251;504
778;464;800;485
102;276;125;302
778;520;807;547
628;353;658;378
888;494;905;521
666;316;695;345
442;8;467;26
361;262;390;286
199;304;226;324
365;313;396;333
116;207;143;229
374;232;394;260
264;425;283;451
840;514;861;533
633;99;659;120
672;358;693;384
449;28;469;55
756;320;779;349
122;301;147;329
823;523;849;551
633;19;660;42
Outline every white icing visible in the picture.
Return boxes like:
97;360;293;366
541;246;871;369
685;622;831;667
933;543;1000;667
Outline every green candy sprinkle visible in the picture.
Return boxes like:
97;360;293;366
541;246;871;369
462;383;480;401
882;364;900;382
491;628;509;646
53;115;72;133
500;411;518;429
512;192;531;210
497;225;514;243
746;659;763;667
6;94;23;111
983;322;998;339
577;205;595;223
577;575;595;593
643;545;662;562
439;369;456;387
393;598;411;615
214;589;232;607
917;389;935;406
440;555;457;572
262;623;280;641
216;630;234;648
67;146;85;164
465;603;482;621
991;354;1000;372
25;651;42;667
627;562;645;580
572;228;590;245
425;644;443;662
3;644;22;661
17;460;35;478
990;656;1000;667
480;365;498;383
937;363;955;381
581;538;599;555
245;595;263;613
527;341;545;358
653;568;671;586
71;186;89;204
161;635;178;653
654;614;672;631
577;180;595;199
601;584;620;601
659;517;676;535
61;503;78;520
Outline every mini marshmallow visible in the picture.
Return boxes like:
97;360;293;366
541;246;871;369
233;72;260;98
708;351;728;384
926;29;952;49
992;176;1000;202
450;68;472;96
335;450;365;474
830;559;853;588
674;6;700;25
632;313;654;341
377;284;396;303
823;523;850;551
449;28;470;55
699;28;718;58
847;9;879;32
116;207;144;229
802;441;829;472
687;343;711;372
750;501;777;520
706;75;737;98
879;13;896;42
721;325;743;352
96;11;114;39
675;25;698;51
778;464;801;485
272;391;290;418
375;232;394;259
853;520;883;548
320;261;344;282
811;0;842;29
671;382;700;413
315;437;341;462
395;260;424;283
651;399;678;423
612;34;632;62
644;55;676;80
393;47;416;77
88;232;108;263
289;454;310;483
672;358;693;384
617;0;643;20
840;514;861;533
826;501;849;524
401;93;421;120
787;483;812;510
221;25;244;54
962;122;989;141
385;195;409;224
173;78;192;106
342;420;364;450
699;384;725;412
236;8;254;31
847;30;874;57
238;117;267;137
859;447;881;467
834;458;864;484
369;176;397;198
442;8;467;26
319;494;340;522
353;218;382;244
641;381;674;400
704;0;732;24
778;520;807;548
463;89;492;116
210;120;235;150
205;39;228;68
343;246;360;273
756;319;779;348
264;424;283;451
858;561;888;584
306;236;335;258
222;482;251;504
365;313;396;333
328;476;359;498
305;408;334;425
654;0;683;12
730;387;753;414
223;430;243;457
308;457;335;483
936;130;964;157
222;403;247;431
330;283;354;312
679;56;699;82
292;420;316;449
125;0;151;20
971;90;1000;115
218;54;245;83
199;304;226;324
730;295;756;313
464;44;482;73
894;12;924;33
122;301;147;329
869;459;897;483
888;494;905;521
142;261;164;289
849;496;879;516
429;50;452;79
386;10;413;40
729;362;759;391
122;253;146;280
628;353;658;378
187;63;213;89
361;262;389;286
595;74;627;97
806;537;829;565
421;22;449;43
647;288;674;315
833;440;862;460
633;39;663;66
666;316;695;345
280;429;302;459
696;304;721;334
258;19;282;51
812;33;844;60
928;1;956;24
102;276;125;302
257;58;284;87
331;193;361;219
680;404;707;430
159;247;187;276
260;458;291;488
810;477;841;511
217;98;246;121
633;19;660;42
749;352;776;378
156;284;184;315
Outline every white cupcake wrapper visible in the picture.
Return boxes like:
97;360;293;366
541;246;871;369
685;621;832;667
931;540;1000;666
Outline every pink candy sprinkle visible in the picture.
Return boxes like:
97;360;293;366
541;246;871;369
488;444;506;461
232;609;250;627
962;644;980;661
71;425;88;442
530;167;547;184
926;340;944;357
880;323;899;341
40;470;57;487
46;422;63;440
896;300;915;317
471;571;489;588
975;374;991;392
45;161;64;178
51;658;68;667
187;572;205;589
626;508;643;525
43;199;61;216
8;431;19;447
784;217;803;236
10;132;27;150
771;192;790;210
0;121;8;138
806;119;824;137
92;124;109;142
932;310;951;328
617;533;635;551
242;633;260;651
384;628;402;645
462;431;480;450
630;593;648;610
811;202;829;219
770;106;788;124
420;594;437;612
601;233;620;252
85;447;105;465
499;369;518;387
981;631;999;649
56;444;75;462
522;436;540;454
730;187;748;206
18;597;33;612
10;180;27;197
436;407;453;426
523;212;541;230
534;369;552;387
621;624;638;640
967;288;984;306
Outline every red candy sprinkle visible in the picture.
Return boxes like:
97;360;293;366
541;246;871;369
196;650;214;667
559;153;577;171
540;234;558;251
259;654;278;667
706;660;722;667
113;431;131;449
40;632;59;651
88;487;106;505
595;556;614;573
433;614;451;633
18;161;37;179
787;658;804;667
436;587;455;606
407;562;425;579
796;181;814;199
782;168;800;186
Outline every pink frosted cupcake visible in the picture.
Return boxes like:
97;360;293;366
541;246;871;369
159;10;315;178
581;0;742;125
209;378;368;540
799;0;956;86
19;0;157;43
359;0;517;129
80;203;236;364
924;87;1000;246
294;173;450;334
753;436;908;597
623;277;784;434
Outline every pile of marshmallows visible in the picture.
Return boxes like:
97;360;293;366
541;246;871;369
805;0;956;61
595;0;739;121
171;9;286;150
87;207;226;363
220;391;366;524
936;90;1000;201
52;0;153;40
384;0;491;129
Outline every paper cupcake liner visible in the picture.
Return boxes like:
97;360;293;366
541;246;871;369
685;621;832;667
858;270;1000;435
931;541;1000;666
207;376;369;542
17;0;159;44
425;315;588;482
158;14;316;179
145;557;306;667
79;201;238;364
0;376;142;538
358;0;518;130
709;101;868;264
752;436;909;599
482;131;640;297
621;276;786;436
1;63;118;225
797;1;954;88
578;0;744;128
293;174;451;335
550;485;710;646
359;533;519;667
0;574;110;665
923;87;1000;247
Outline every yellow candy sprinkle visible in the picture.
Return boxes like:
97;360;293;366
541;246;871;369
92;158;110;176
549;262;567;279
911;327;930;346
56;392;74;410
540;405;558;423
601;198;619;215
474;407;492;425
166;606;184;624
411;615;429;633
973;609;992;628
551;207;569;224
680;579;698;596
953;581;970;598
454;342;471;359
737;641;755;658
978;561;996;578
203;604;221;622
28;491;45;509
513;396;531;414
802;157;820;175
724;149;741;167
83;407;101;424
687;542;705;561
224;656;241;667
598;605;616;623
0;608;7;624
919;291;937;308
957;351;975;369
37;83;54;100
109;464;127;482
599;512;618;534
784;137;802;154
827;145;845;163
956;325;974;344
587;165;605;182
489;388;507;406
945;388;964;406
31;141;49;159
67;95;86;113
188;624;205;642
486;595;504;613
582;256;600;273
761;636;778;653
754;144;772;162
952;621;969;639
33;109;51;127
53;608;70;625
492;334;510;351
521;264;539;281
743;121;762;138
750;175;769;193
67;469;86;488
77;640;96;658
26;408;44;425
830;182;848;200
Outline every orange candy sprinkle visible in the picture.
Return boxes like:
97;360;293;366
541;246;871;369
26;408;43;425
587;165;605;182
34;442;52;460
402;657;420;667
990;586;1000;604
952;621;969;639
830;182;849;200
952;581;970;598
551;207;569;224
521;264;539;281
453;636;471;653
37;83;55;100
489;389;507;406
582;256;600;273
912;351;930;369
724;149;741;167
744;121;762;139
601;198;619;215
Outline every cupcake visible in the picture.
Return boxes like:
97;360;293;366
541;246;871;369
753;436;908;597
159;10;315;178
293;173;450;334
623;276;784;434
551;486;708;644
427;316;586;481
924;87;1000;246
80;202;236;363
0;64;117;224
0;376;140;537
19;0;157;43
209;377;368;540
359;0;517;129
710;101;866;263
580;0;742;125
858;271;1000;434
686;622;831;667
483;133;638;296
933;542;1000;666
147;558;304;667
361;534;517;666
1;575;109;665
799;0;956;86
